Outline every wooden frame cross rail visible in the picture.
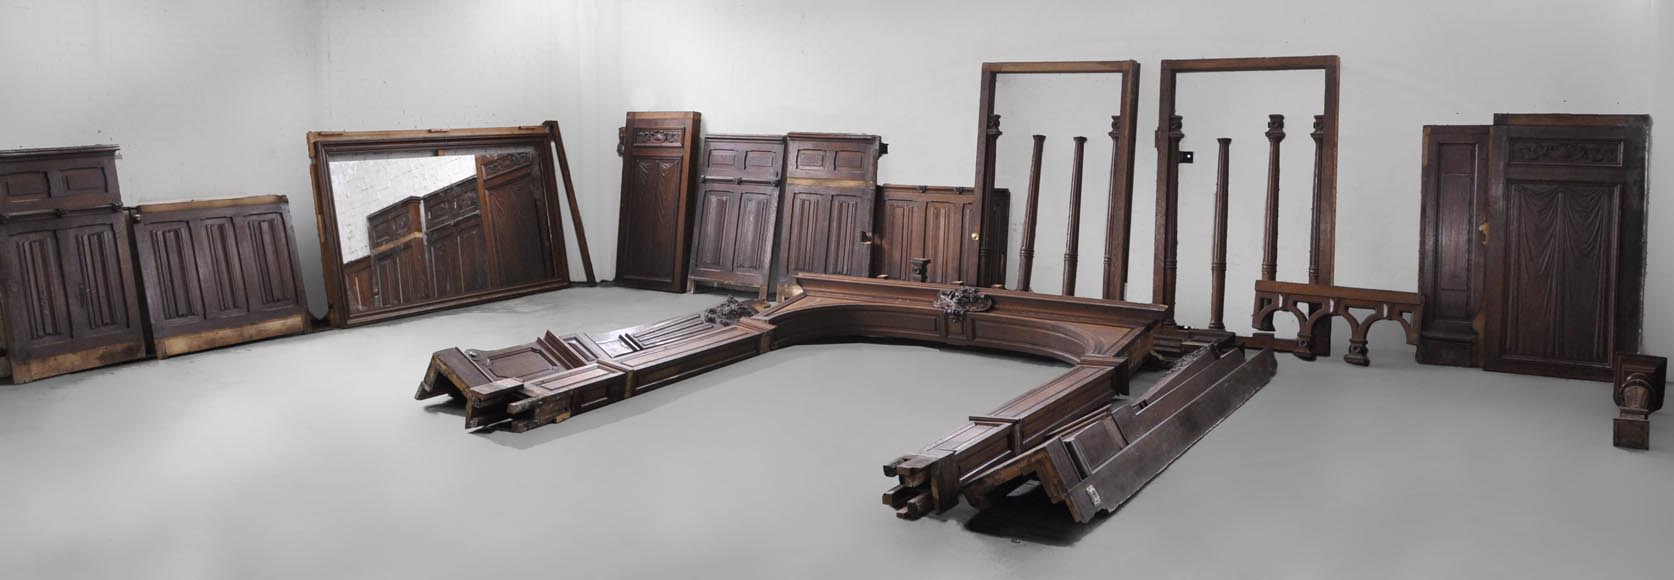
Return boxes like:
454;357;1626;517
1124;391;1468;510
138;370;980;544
1251;280;1421;366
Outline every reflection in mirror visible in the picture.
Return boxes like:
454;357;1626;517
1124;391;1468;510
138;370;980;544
327;146;558;317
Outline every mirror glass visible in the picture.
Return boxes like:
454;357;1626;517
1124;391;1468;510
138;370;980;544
327;145;562;317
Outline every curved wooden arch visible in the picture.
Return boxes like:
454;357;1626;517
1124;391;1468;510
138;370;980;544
418;274;1274;523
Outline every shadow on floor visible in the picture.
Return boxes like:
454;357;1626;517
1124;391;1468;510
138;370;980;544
923;482;1112;547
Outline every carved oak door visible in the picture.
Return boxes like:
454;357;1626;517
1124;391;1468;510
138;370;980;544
688;135;785;296
1483;118;1649;381
615;112;701;292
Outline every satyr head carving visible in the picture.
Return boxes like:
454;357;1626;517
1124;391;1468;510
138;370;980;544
933;286;993;322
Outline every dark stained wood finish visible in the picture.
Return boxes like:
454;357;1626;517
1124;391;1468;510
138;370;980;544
424;179;491;299
367;197;429;309
961;345;1276;523
0;145;145;383
1260;114;1285;282
1061;136;1087;295
1482;114;1650;381
972;61;1141;296
1416;125;1491;366
307;125;575;328
1016;135;1046;291
480;152;556;288
0;145;122;217
876;185;1009;285
776;133;885;291
1209;138;1232;330
616;112;701;292
688;134;786;298
1252;280;1422;366
1154;56;1340;354
413;274;1280;525
1613;353;1666;450
130;195;309;358
542;120;597;286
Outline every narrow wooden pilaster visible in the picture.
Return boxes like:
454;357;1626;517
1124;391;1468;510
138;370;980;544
1016;135;1046;292
1261;114;1285;282
1063;136;1087;295
1210;138;1231;330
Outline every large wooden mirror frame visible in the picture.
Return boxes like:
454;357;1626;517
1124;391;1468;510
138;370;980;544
972;61;1143;297
308;125;576;328
1152;55;1341;355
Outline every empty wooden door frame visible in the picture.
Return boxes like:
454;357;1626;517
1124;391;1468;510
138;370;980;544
971;60;1143;297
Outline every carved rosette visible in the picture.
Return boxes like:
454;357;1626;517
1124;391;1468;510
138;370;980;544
933;286;993;321
700;297;758;326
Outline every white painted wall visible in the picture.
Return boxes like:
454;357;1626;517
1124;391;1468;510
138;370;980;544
0;0;323;310
1;0;1670;358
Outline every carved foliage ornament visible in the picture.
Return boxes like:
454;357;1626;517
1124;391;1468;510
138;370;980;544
700;297;758;326
1509;139;1622;166
634;129;684;146
933;286;993;321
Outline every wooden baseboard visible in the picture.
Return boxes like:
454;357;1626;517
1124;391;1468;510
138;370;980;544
155;315;308;359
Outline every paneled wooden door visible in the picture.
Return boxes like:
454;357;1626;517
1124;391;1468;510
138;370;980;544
1482;116;1649;381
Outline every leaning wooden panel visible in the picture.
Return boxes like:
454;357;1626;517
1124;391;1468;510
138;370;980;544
130;195;310;358
1416;125;1490;367
689;134;786;297
0;209;147;383
616;112;702;293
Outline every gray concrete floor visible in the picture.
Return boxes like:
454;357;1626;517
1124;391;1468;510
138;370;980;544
1;287;1670;579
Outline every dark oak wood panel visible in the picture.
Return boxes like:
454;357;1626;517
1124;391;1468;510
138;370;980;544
689;134;785;297
0;146;145;383
616;112;701;292
776;133;885;291
0;145;122;216
1416;125;1490;366
876;185;1008;285
131;195;309;358
1483;115;1649;381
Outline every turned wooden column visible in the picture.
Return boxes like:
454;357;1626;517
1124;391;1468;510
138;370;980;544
1156;115;1185;314
1063;136;1088;296
1209;138;1232;330
1016;134;1046;292
1101;115;1128;300
1261;114;1285;282
1308;115;1325;285
977;113;1003;285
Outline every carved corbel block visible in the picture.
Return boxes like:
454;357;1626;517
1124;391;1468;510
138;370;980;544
1613;353;1667;449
